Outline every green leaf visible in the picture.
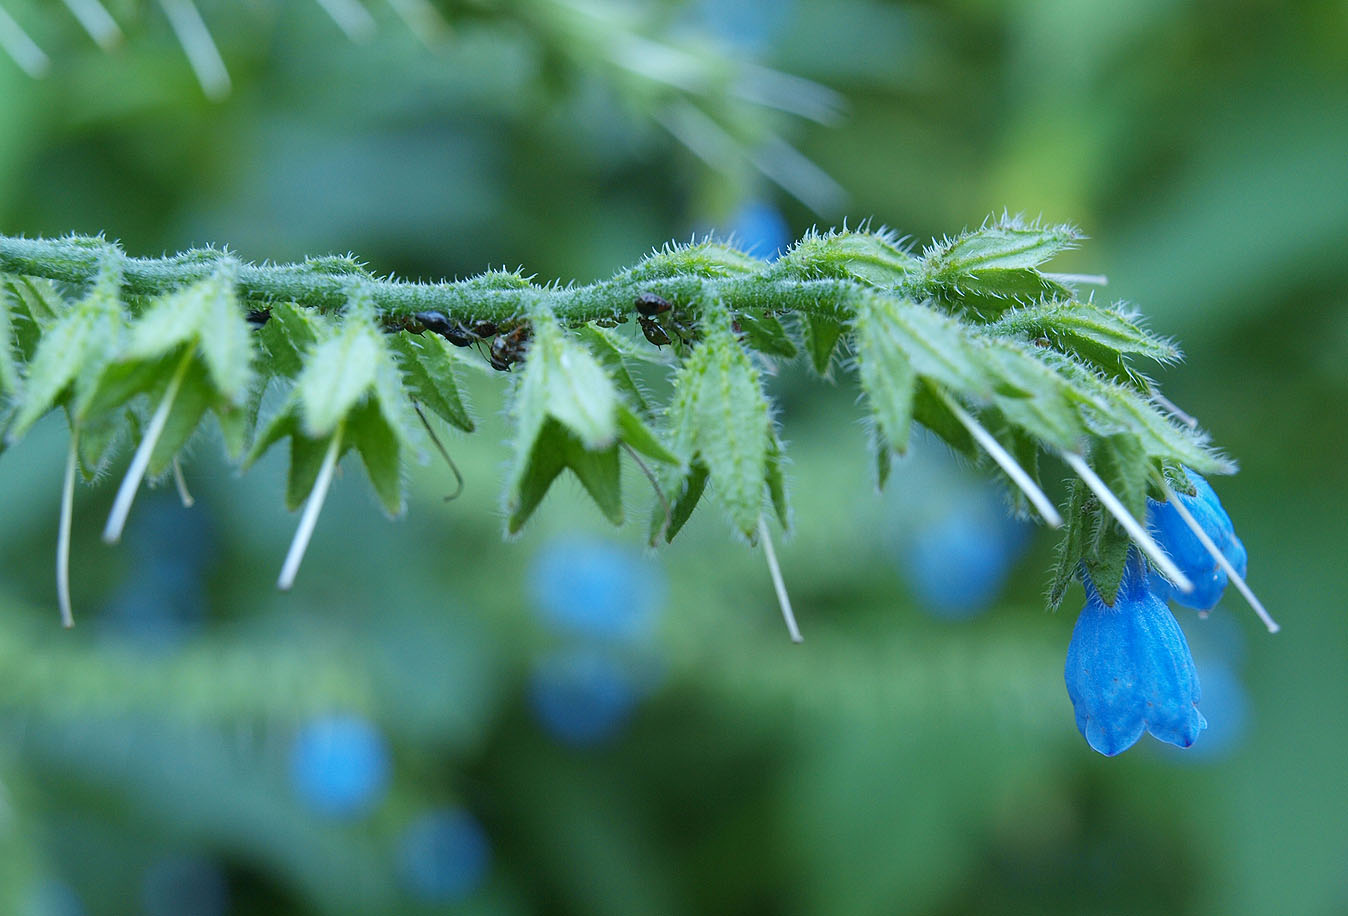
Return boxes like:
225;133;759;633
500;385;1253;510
193;276;254;404
387;330;473;432
929;269;1073;317
1093;433;1150;528
777;230;919;287
651;460;709;545
8;283;123;441
508;417;623;535
257;302;325;379
983;340;1086;450
620;240;763;283
3;276;64;360
73;406;128;479
1085;434;1154;601
575;324;658;417
988;301;1179;388
214;401;249;460
76;349;176;421
616;405;678;465
348;398;404;516
297;325;381;437
667;316;773;537
802;314;845;376
912;382;976;460
247;400;337;512
506;311;641;533
931;218;1080;272
1085;522;1133;606
0;286;19;396
854;295;918;453
736;311;797;358
145;359;218;478
515;316;617;451
1049;480;1090;611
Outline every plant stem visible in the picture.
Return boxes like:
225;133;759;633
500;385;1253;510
0;236;863;325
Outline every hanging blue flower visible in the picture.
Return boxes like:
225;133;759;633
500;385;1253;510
1065;552;1206;756
1147;471;1247;610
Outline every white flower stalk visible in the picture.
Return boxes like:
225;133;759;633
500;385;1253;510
759;516;802;644
1159;477;1280;633
62;0;122;48
158;0;230;100
941;393;1062;528
1061;451;1193;594
171;457;195;508
57;432;78;629
103;348;195;544
278;427;344;591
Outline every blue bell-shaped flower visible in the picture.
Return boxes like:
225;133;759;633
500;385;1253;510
1147;470;1247;610
1065;553;1206;756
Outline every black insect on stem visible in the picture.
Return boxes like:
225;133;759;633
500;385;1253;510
635;292;672;317
246;309;271;328
638;316;671;347
489;322;532;371
412;310;454;337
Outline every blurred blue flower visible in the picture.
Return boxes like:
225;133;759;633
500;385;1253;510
397;808;491;903
529;538;664;642
21;880;84;916
883;448;1030;619
528;648;639;747
726;200;792;260
1147;470;1247;610
1065;553;1206;756
100;496;215;649
289;714;391;817
896;501;1028;619
693;0;795;51
141;856;229;916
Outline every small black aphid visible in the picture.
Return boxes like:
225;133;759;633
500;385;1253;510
443;322;478;347
635;292;672;317
489;323;532;371
246;309;271;328
413;310;453;336
639;316;671;347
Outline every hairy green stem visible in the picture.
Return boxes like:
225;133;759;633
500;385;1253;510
0;236;865;325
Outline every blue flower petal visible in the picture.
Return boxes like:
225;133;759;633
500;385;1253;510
1146;471;1245;611
1066;556;1207;756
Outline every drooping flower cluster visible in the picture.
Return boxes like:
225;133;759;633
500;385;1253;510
1064;471;1248;756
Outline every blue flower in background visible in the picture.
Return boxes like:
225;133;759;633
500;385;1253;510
883;445;1030;620
529;538;664;643
289;714;391;817
1065;553;1206;756
895;500;1028;619
22;880;84;916
726;200;792;260
528;648;639;746
397;808;491;903
1147;471;1247;610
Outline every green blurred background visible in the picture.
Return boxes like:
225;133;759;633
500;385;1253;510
0;0;1345;913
